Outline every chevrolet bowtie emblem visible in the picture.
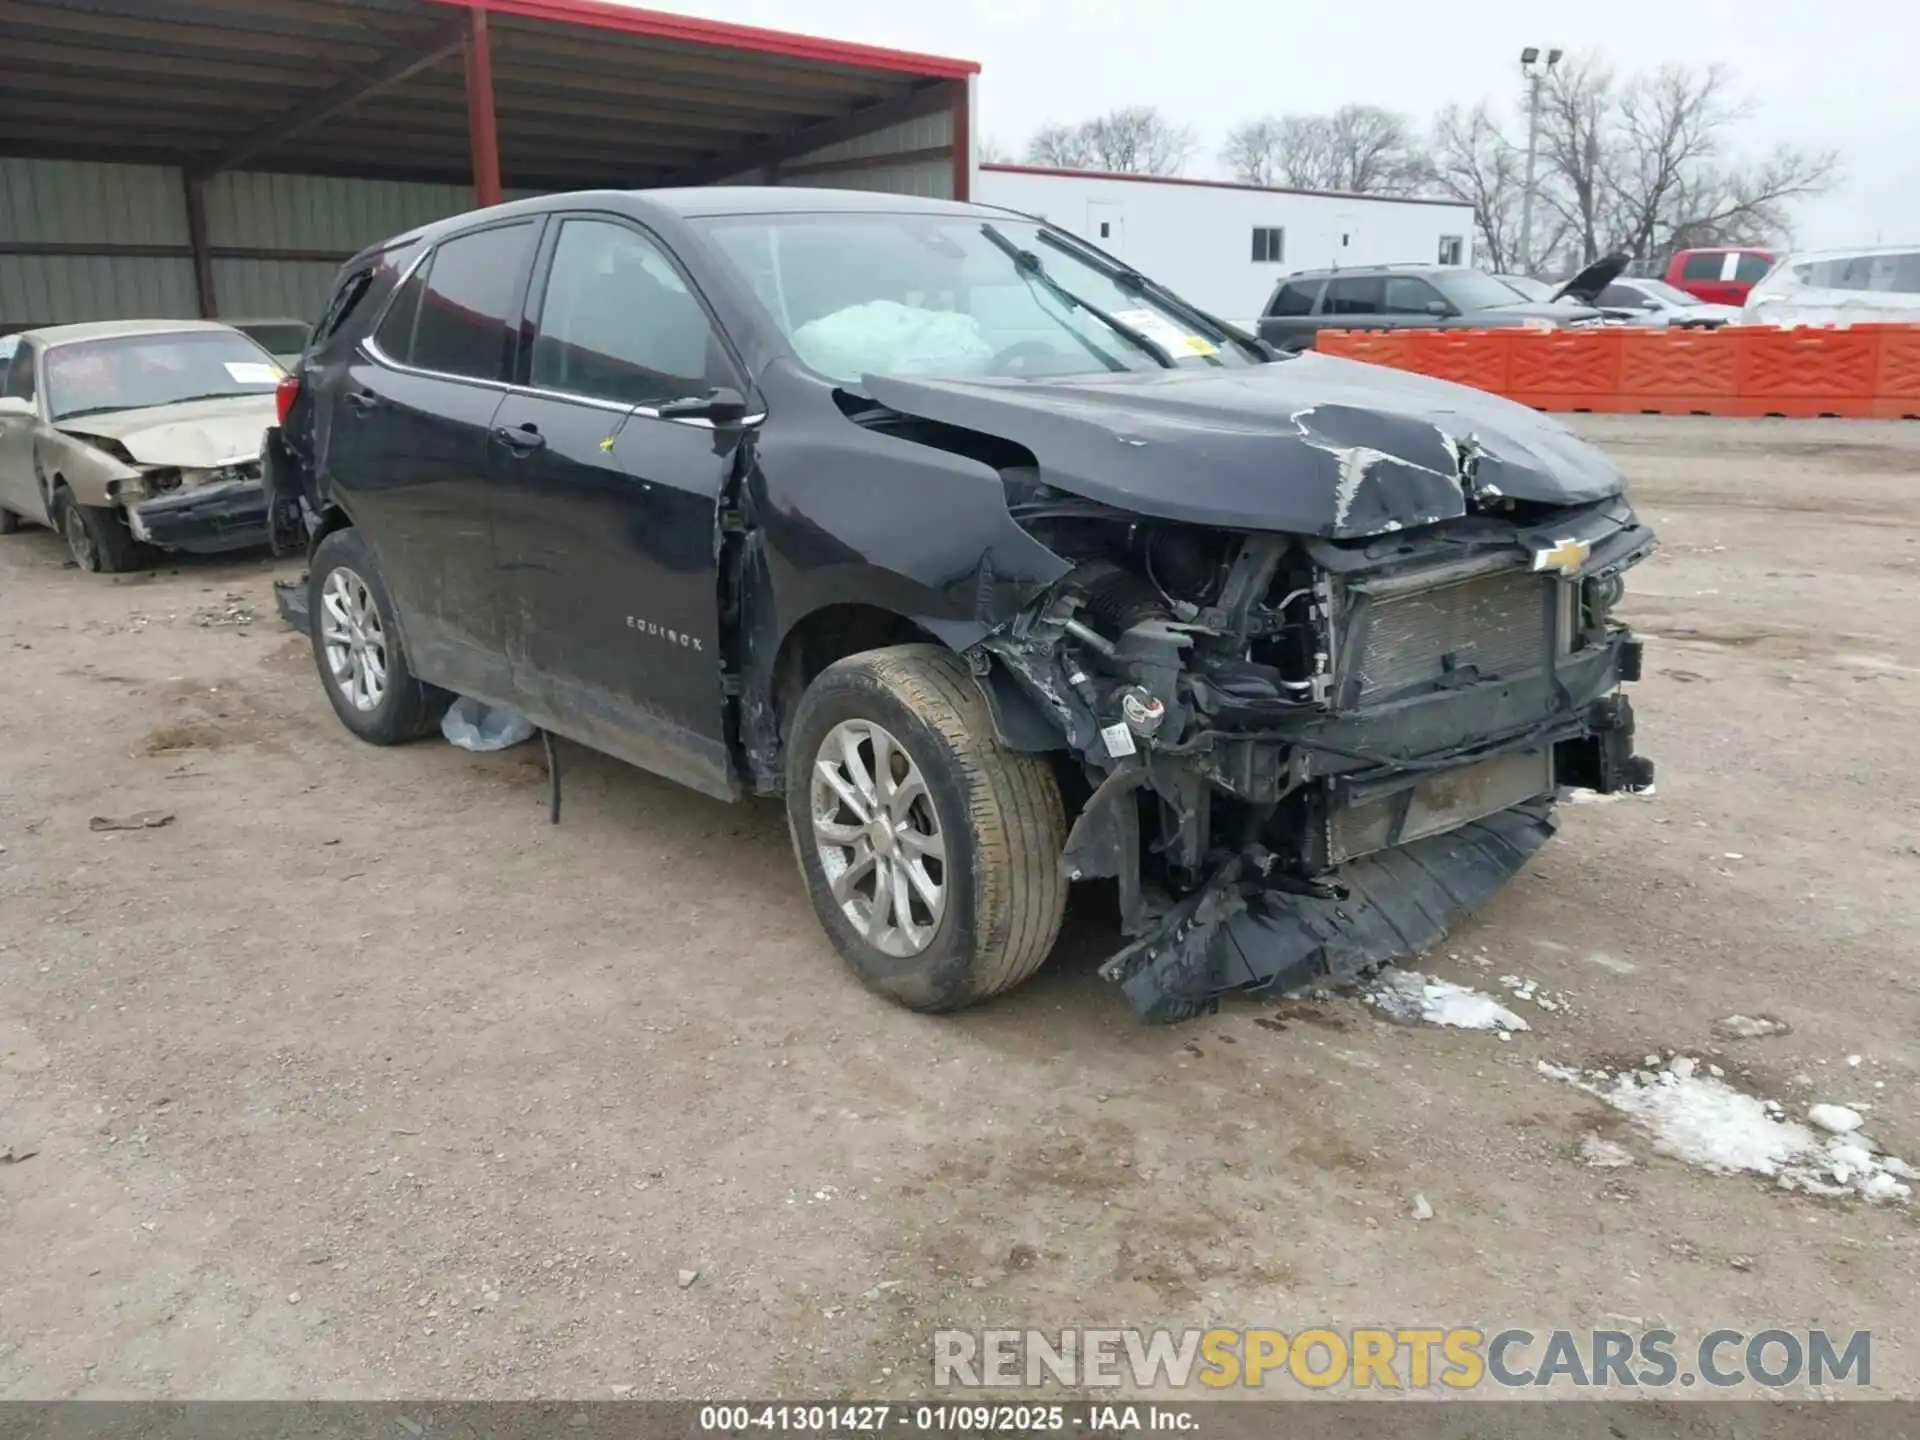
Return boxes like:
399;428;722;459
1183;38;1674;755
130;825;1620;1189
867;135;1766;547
1532;537;1591;576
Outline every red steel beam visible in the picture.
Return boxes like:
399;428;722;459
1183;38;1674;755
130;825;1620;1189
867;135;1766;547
950;77;970;202
464;6;503;207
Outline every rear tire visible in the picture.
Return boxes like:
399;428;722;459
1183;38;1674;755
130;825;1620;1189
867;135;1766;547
51;486;141;573
308;527;449;745
786;644;1067;1013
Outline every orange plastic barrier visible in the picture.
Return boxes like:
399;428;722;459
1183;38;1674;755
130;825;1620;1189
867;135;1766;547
1312;323;1920;421
1507;329;1621;412
1869;324;1920;420
1733;326;1879;418
1404;328;1514;395
1618;327;1740;415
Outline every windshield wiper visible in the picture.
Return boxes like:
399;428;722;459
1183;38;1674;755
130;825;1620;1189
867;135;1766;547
979;223;1176;369
1031;229;1243;363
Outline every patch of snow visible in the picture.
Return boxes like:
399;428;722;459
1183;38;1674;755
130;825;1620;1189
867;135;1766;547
1808;1104;1863;1135
1712;1013;1790;1040
1560;784;1656;804
1537;1059;1911;1203
1365;971;1529;1034
1580;1133;1635;1168
1847;1054;1864;1068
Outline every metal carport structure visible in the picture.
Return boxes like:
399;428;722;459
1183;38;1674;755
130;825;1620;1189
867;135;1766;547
0;0;978;326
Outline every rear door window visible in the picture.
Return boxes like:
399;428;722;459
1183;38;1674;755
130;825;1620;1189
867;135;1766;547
1680;252;1724;281
374;262;427;362
1733;253;1772;283
409;222;538;382
1323;276;1384;315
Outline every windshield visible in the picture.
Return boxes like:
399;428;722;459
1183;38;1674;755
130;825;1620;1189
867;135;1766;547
45;330;282;422
1631;279;1703;308
1433;270;1533;312
694;212;1256;382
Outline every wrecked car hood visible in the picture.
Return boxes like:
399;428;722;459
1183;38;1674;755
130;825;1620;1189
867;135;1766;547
863;354;1626;539
59;394;276;467
1552;252;1631;305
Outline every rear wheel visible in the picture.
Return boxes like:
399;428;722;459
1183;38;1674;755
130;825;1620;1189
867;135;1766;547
785;644;1068;1013
308;527;449;744
51;486;141;573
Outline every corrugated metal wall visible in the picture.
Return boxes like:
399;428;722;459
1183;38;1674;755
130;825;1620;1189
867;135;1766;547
718;109;956;199
782;110;954;197
2;104;956;330
0;158;198;324
0;158;493;329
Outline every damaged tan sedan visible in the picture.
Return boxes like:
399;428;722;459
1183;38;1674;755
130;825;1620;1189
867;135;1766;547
0;320;294;572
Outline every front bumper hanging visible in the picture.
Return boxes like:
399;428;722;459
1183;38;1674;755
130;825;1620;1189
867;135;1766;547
129;479;300;555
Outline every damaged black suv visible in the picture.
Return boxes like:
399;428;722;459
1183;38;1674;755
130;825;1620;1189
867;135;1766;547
266;188;1653;1023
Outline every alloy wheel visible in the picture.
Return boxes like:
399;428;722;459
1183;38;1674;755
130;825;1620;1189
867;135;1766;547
810;718;947;957
318;566;389;713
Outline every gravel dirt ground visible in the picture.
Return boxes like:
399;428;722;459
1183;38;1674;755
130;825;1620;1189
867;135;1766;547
1;415;1916;1402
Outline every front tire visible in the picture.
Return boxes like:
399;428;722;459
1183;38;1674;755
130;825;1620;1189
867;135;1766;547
786;645;1068;1013
51;486;141;573
308;527;449;744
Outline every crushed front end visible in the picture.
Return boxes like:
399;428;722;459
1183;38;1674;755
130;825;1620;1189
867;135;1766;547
977;487;1655;1022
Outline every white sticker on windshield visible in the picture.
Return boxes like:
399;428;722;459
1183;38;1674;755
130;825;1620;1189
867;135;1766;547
224;361;282;384
1113;309;1216;358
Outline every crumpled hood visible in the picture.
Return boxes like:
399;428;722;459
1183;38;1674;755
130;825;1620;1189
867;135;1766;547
1551;252;1631;305
864;353;1626;539
60;394;276;467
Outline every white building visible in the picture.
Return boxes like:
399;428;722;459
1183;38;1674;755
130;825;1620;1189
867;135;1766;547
975;164;1476;327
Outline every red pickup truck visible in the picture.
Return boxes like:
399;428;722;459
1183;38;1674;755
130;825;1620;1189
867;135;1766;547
1665;247;1775;306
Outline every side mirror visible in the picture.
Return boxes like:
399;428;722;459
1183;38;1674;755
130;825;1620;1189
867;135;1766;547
0;395;31;418
1423;299;1454;317
654;386;752;424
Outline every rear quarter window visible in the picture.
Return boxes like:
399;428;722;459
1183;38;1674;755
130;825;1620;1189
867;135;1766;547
1679;252;1724;281
1733;253;1773;283
1267;280;1321;317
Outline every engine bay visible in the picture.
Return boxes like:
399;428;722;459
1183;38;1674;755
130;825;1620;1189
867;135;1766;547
974;481;1658;1020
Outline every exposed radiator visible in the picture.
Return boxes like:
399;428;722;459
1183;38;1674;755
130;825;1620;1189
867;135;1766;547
1345;567;1557;706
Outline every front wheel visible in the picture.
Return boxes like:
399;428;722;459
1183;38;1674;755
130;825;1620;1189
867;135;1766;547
51;486;141;573
308;527;449;744
785;645;1068;1013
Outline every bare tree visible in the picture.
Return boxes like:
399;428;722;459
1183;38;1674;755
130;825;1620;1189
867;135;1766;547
1425;102;1526;272
1221;106;1424;194
1602;63;1835;260
1023;107;1196;175
1222;115;1332;188
977;134;1014;166
1465;55;1837;272
1025;121;1096;169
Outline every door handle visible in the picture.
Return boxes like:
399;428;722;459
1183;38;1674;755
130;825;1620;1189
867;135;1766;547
492;423;546;455
345;389;378;415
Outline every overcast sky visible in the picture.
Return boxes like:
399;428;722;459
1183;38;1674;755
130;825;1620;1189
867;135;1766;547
644;0;1916;252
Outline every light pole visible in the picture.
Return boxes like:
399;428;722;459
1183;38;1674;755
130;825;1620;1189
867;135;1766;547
1517;45;1562;277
